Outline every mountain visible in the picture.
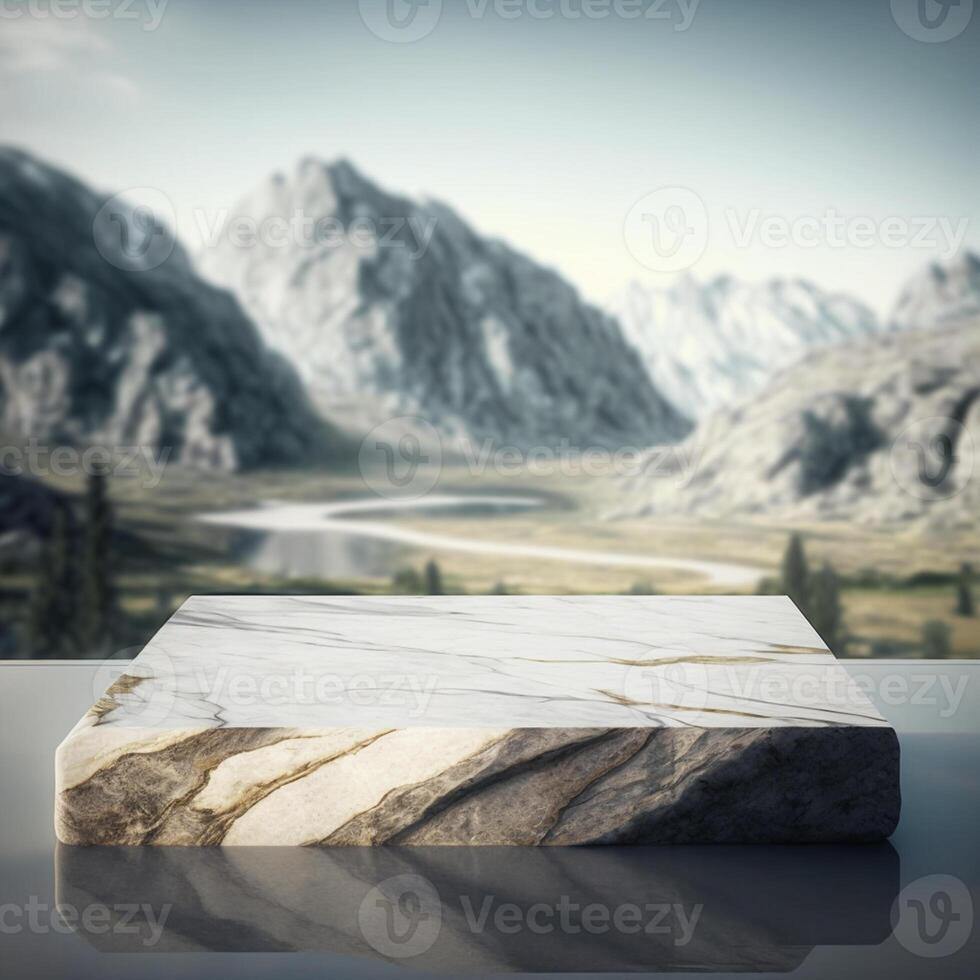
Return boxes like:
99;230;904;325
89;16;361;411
0;148;345;471
611;314;979;528
890;251;980;330
199;158;689;449
607;275;882;419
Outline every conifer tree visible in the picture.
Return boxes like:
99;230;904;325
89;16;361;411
77;465;116;656
780;533;810;615
810;563;844;652
922;620;952;659
955;563;975;617
424;559;443;596
26;506;75;658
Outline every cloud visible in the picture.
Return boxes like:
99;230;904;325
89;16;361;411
0;17;138;101
100;71;141;104
0;17;107;71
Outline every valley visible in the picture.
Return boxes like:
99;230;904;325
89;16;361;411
3;461;976;660
1;149;977;663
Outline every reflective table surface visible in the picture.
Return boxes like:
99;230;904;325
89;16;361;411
1;660;977;978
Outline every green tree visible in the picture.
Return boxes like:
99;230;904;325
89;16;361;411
424;559;443;596
810;563;844;652
780;533;811;615
392;567;424;594
955;563;975;617
25;506;76;658
77;465;116;656
921;619;952;659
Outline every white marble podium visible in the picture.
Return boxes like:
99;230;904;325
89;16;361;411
55;595;900;845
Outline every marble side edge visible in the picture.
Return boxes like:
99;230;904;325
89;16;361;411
55;724;901;846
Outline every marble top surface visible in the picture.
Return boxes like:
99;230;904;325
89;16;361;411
79;595;889;731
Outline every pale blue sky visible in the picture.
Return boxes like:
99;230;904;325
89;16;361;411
2;0;978;314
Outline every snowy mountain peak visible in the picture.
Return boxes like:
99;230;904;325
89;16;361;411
200;158;689;449
607;274;880;420
890;250;980;330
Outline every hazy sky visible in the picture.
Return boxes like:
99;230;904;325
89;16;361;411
2;0;978;314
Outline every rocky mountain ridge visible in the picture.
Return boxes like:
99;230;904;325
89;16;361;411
890;251;980;331
199;157;690;450
607;274;883;420
612;309;979;528
0;148;344;472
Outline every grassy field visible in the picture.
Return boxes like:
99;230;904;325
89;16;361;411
2;461;977;659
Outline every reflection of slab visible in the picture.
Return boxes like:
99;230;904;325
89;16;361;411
55;595;900;845
56;843;899;971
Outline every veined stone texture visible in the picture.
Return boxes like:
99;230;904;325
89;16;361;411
56;595;900;846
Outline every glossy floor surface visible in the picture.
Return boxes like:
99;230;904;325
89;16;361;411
2;660;977;978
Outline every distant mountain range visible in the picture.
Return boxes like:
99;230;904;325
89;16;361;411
2;146;976;507
612;255;980;528
607;275;883;420
891;252;980;330
199;157;689;449
608;253;980;424
0;148;347;471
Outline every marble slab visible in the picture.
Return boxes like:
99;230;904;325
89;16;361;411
55;595;900;845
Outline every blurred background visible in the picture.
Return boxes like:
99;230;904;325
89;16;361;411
0;0;977;660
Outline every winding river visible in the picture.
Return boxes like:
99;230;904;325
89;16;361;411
199;494;763;589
